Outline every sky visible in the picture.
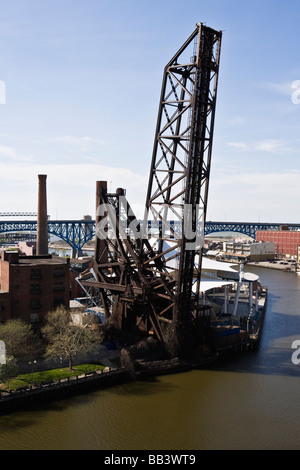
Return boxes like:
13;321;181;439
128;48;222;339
0;0;300;223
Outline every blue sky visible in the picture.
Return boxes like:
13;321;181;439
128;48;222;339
0;0;300;222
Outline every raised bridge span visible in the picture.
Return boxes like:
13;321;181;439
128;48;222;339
0;219;299;253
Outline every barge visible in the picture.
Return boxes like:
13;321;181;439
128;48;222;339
125;258;267;375
201;258;267;354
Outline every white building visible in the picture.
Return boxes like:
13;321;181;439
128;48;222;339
221;240;275;262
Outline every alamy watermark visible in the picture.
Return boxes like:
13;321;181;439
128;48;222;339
0;340;6;365
291;339;300;365
0;80;6;104
291;80;300;104
95;197;205;250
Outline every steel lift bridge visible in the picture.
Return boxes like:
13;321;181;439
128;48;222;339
80;23;222;357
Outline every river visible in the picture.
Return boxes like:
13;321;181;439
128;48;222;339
0;265;299;450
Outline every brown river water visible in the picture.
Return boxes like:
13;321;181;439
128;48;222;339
0;265;299;450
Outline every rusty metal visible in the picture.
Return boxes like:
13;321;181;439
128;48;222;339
141;23;222;351
81;23;222;353
80;181;174;342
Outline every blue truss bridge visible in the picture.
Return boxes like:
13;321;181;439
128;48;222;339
0;220;94;253
204;221;300;239
0;219;300;254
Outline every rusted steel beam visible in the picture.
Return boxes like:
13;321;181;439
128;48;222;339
81;24;221;353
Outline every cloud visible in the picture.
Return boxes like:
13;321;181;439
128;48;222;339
57;135;92;144
54;135;109;153
0;159;148;219
229;116;246;126
208;168;300;222
261;81;294;97
238;169;300;195
254;139;295;153
213;167;300;192
227;139;296;154
56;135;105;145
0;145;33;162
227;142;249;150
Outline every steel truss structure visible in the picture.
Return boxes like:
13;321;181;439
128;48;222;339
0;220;95;252
80;181;173;343
143;24;222;332
1;220;299;253
71;24;222;353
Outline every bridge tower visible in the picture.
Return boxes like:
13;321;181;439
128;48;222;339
142;23;222;353
81;23;222;357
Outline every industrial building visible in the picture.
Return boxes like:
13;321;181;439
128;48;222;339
256;229;300;259
0;174;70;326
0;251;70;325
0;173;97;326
221;240;275;262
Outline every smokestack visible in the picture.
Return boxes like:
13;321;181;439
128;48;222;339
37;174;48;255
95;181;108;263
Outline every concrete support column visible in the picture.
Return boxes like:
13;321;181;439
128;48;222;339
249;281;253;310
224;286;228;314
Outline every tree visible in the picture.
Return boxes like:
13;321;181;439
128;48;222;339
0;319;42;363
42;306;101;370
0;356;18;389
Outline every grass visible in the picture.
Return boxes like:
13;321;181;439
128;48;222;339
1;362;106;391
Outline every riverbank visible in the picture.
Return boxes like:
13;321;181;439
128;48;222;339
48;242;95;258
0;294;266;415
246;260;297;272
0;283;267;415
0;345;123;413
0;366;131;414
0;350;219;414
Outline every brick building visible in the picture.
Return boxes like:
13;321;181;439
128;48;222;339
0;251;70;325
256;230;300;258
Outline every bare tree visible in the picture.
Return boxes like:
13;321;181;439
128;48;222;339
42;306;101;370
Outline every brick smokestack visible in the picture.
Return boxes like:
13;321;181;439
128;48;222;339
37;174;48;255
